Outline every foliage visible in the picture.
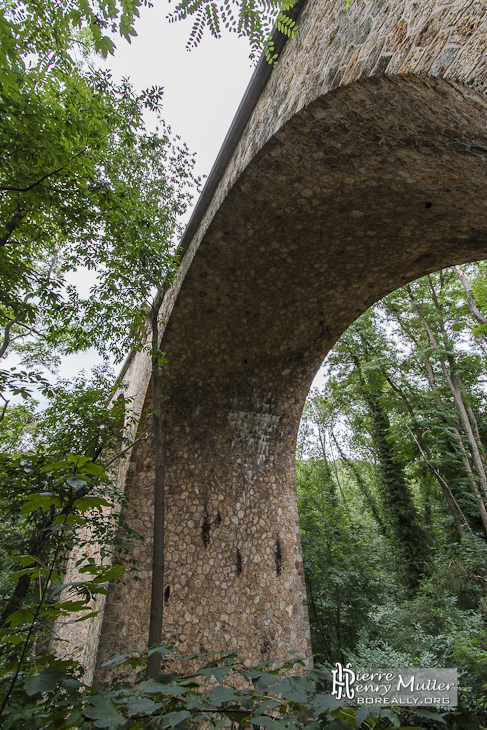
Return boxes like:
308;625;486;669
0;0;145;78
0;401;36;454
2;0;198;719
1;0;202;416
297;264;487;728
0;366;144;628
297;456;391;664
1;0;303;75
1;54;197;399
0;419;434;730
0;639;430;729
168;0;300;63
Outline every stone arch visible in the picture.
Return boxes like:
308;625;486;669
91;72;487;679
54;0;487;682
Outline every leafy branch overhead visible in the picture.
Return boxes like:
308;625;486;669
167;0;301;62
0;15;200;409
1;0;302;78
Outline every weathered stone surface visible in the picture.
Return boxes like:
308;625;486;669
56;0;487;684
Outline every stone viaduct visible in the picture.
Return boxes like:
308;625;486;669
57;0;487;683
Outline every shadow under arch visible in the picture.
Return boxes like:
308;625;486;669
94;73;487;677
162;73;487;395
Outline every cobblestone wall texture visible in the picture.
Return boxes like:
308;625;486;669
58;0;487;682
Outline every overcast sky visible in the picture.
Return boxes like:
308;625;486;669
101;2;255;183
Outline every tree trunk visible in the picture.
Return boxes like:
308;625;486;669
452;265;487;328
332;432;387;535
352;355;428;591
147;294;166;677
361;336;469;540
408;287;487;532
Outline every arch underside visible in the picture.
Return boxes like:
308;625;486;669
171;75;487;385
95;74;487;675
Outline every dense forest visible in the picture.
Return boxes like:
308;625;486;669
297;264;487;727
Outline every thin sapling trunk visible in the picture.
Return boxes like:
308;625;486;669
148;292;166;677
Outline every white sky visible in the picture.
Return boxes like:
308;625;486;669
101;1;255;183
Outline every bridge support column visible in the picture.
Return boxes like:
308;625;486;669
94;359;315;680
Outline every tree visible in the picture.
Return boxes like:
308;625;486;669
0;367;132;628
297;266;487;726
322;313;430;591
296;451;387;664
1;0;199;689
383;272;487;544
1;67;196;386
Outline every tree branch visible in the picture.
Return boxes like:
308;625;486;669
0;148;87;194
0;393;9;426
0;254;58;360
0;210;24;248
0;315;23;361
104;432;149;468
452;265;487;327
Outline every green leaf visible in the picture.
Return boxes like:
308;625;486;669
313;693;344;713
380;709;400;728
325;721;359;730
413;709;447;724
136;678;165;694
84;694;126;728
125;697;158;717
66;476;89;490
77;462;108;478
20;493;61;513
41;460;73;472
353;706;370;727
249;716;289;730
5;607;36;627
24;666;66;695
74;495;110;511
52;513;85;526
165;710;191;727
208;685;241;706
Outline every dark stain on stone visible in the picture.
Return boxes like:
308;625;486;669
202;514;211;547
261;634;271;656
275;537;283;575
236;548;243;575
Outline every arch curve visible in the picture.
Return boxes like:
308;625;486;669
56;0;487;680
93;73;487;676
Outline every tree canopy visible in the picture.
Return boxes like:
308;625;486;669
0;0;199;412
1;0;301;75
297;264;487;727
